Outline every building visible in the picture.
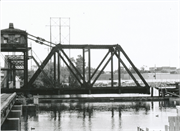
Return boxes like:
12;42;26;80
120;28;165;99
149;66;177;73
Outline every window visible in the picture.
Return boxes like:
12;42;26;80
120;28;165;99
15;35;20;43
3;35;9;43
15;37;19;42
4;38;8;43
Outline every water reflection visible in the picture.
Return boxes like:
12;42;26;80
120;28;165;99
37;101;150;118
22;101;178;131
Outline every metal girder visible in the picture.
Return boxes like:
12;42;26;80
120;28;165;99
114;51;140;86
57;45;83;80
31;56;55;87
54;52;56;86
91;48;115;86
50;44;117;49
89;50;110;82
28;46;58;88
27;43;150;94
56;51;83;86
116;45;150;89
1;68;24;71
4;55;24;69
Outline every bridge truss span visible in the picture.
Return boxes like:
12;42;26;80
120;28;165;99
1;23;150;95
28;43;150;94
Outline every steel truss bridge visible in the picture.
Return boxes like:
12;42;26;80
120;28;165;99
1;23;150;95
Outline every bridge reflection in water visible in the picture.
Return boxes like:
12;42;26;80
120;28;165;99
21;100;179;131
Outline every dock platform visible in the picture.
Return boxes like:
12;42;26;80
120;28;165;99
1;93;22;131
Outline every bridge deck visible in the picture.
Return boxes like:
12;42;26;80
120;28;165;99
1;93;16;126
1;86;150;95
1;93;14;106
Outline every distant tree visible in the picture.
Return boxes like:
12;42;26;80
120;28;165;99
129;67;136;73
140;66;145;73
16;69;43;88
16;70;24;80
16;70;35;81
161;70;169;73
68;55;85;87
114;67;127;74
69;57;79;87
75;55;84;74
37;62;70;88
170;71;177;74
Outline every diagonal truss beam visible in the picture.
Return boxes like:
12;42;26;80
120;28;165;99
91;48;115;86
57;45;83;80
116;45;149;88
28;46;58;88
89;50;110;82
27;42;150;93
31;56;55;87
56;51;83;86
114;51;140;86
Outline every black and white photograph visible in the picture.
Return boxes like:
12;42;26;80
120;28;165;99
1;0;180;131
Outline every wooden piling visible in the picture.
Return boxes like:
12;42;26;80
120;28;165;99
151;87;154;97
111;108;114;117
118;107;121;117
178;84;180;98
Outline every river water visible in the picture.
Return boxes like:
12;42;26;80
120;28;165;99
21;99;180;131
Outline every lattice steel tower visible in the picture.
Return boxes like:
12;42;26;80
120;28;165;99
48;17;70;55
48;17;70;85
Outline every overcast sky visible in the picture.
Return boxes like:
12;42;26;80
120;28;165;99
1;0;180;70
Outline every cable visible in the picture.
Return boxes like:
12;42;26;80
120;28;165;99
27;33;56;46
28;37;53;47
32;50;42;64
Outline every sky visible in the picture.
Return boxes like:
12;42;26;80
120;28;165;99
1;0;180;71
